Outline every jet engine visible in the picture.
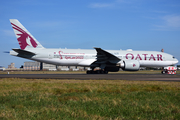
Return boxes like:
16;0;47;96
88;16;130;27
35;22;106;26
117;60;140;71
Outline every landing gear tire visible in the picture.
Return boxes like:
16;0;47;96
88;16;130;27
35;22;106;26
86;70;108;74
86;70;94;74
86;70;91;74
104;71;108;74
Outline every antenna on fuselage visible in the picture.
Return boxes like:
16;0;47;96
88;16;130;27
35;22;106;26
161;49;164;52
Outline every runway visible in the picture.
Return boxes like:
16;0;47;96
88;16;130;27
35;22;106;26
0;74;180;82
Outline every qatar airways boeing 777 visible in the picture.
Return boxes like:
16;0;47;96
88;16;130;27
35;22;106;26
9;19;178;74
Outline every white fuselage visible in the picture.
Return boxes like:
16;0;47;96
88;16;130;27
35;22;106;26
10;48;178;67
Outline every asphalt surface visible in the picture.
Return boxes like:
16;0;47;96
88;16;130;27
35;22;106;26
0;74;180;82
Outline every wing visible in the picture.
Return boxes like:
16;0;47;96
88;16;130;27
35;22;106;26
94;47;120;64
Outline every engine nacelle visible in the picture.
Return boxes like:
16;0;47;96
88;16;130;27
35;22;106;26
117;60;140;71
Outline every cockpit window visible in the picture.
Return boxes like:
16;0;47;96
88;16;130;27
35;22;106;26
173;56;175;58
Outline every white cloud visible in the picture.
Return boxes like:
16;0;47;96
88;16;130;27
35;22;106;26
116;0;132;4
32;21;64;28
89;3;113;8
163;15;180;28
153;15;180;31
88;0;133;9
152;10;168;14
2;30;15;37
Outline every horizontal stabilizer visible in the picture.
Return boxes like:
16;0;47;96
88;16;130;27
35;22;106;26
12;49;36;55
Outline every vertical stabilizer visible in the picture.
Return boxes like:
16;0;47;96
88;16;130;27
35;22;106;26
10;19;44;50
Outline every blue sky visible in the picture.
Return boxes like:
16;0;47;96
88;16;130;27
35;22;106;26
0;0;180;68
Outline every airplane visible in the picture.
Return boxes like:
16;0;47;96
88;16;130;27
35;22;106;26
9;19;178;74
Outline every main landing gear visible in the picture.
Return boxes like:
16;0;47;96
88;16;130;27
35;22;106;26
86;70;108;74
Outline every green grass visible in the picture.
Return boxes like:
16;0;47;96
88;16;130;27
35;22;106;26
0;78;180;119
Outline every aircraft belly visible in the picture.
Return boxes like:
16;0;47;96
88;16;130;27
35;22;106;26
78;59;96;66
31;58;85;66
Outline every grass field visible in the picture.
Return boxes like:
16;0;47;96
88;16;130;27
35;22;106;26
0;78;180;119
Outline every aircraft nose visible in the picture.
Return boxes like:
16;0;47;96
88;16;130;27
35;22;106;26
174;58;179;64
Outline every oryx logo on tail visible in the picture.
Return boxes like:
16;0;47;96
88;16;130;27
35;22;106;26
10;19;44;50
11;22;38;50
